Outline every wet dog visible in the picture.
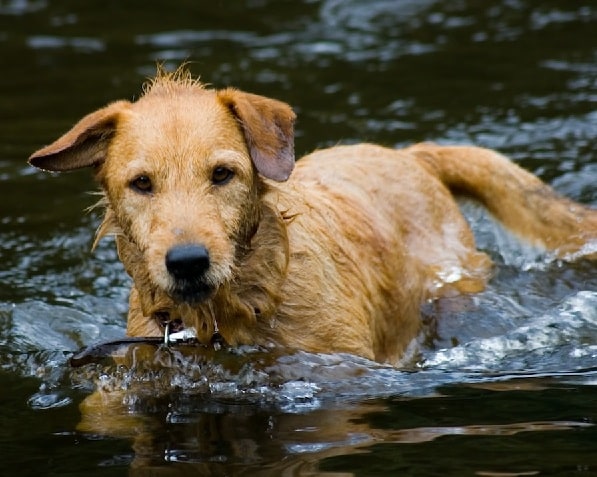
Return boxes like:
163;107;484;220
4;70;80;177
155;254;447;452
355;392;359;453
29;68;597;364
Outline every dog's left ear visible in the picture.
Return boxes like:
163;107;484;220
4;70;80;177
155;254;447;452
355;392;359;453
217;88;296;182
28;100;130;172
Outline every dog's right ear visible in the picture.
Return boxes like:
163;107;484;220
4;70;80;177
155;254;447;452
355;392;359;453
217;88;296;182
28;101;130;172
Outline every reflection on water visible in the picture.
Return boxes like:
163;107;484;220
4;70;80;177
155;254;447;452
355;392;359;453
1;0;597;475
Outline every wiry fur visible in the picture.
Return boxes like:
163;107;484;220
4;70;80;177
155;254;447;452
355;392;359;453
29;69;597;364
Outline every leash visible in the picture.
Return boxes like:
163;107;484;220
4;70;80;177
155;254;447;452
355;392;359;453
70;324;226;367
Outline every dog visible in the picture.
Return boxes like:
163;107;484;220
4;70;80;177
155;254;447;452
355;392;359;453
29;67;597;365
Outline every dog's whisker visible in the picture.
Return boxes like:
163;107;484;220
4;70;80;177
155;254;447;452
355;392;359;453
92;215;124;251
204;301;226;350
205;300;216;329
84;192;108;213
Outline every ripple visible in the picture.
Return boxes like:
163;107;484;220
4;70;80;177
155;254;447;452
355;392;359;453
530;6;595;30
28;391;72;410
320;0;436;32
0;0;46;15
27;35;105;53
134;0;440;71
423;291;597;373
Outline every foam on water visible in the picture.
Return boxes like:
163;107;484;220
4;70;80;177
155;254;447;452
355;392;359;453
3;253;597;413
423;291;597;373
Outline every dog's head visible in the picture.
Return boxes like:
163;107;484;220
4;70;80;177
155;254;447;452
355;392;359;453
29;69;296;305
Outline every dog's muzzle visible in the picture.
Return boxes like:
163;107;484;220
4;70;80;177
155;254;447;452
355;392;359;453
165;243;214;302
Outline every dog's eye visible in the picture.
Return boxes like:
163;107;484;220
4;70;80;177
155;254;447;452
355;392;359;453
130;175;153;194
212;167;234;185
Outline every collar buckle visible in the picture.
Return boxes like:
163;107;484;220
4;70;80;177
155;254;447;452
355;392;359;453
164;323;198;345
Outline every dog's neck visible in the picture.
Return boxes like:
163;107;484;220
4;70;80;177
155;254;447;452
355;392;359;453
191;202;291;344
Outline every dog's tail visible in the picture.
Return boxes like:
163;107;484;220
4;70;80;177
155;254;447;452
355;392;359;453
408;143;597;259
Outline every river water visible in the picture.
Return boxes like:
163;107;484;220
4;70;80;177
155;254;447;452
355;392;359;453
1;1;597;475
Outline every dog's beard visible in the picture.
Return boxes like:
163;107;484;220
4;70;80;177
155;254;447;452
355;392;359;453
168;278;215;304
165;260;234;305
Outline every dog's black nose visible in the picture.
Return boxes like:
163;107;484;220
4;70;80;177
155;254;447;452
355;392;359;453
165;244;210;280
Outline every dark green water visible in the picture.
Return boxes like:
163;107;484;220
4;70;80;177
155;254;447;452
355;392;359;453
1;1;597;475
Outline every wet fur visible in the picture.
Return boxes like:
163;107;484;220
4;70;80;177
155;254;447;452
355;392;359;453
29;68;597;364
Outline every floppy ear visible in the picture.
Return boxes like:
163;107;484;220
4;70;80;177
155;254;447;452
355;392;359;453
217;88;296;182
28;100;130;172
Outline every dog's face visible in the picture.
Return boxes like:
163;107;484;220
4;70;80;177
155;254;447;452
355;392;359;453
104;90;261;303
29;72;296;305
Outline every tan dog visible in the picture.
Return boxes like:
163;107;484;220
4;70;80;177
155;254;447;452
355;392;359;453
29;68;597;364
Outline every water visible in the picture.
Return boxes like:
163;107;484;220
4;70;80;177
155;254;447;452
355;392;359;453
1;0;597;475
